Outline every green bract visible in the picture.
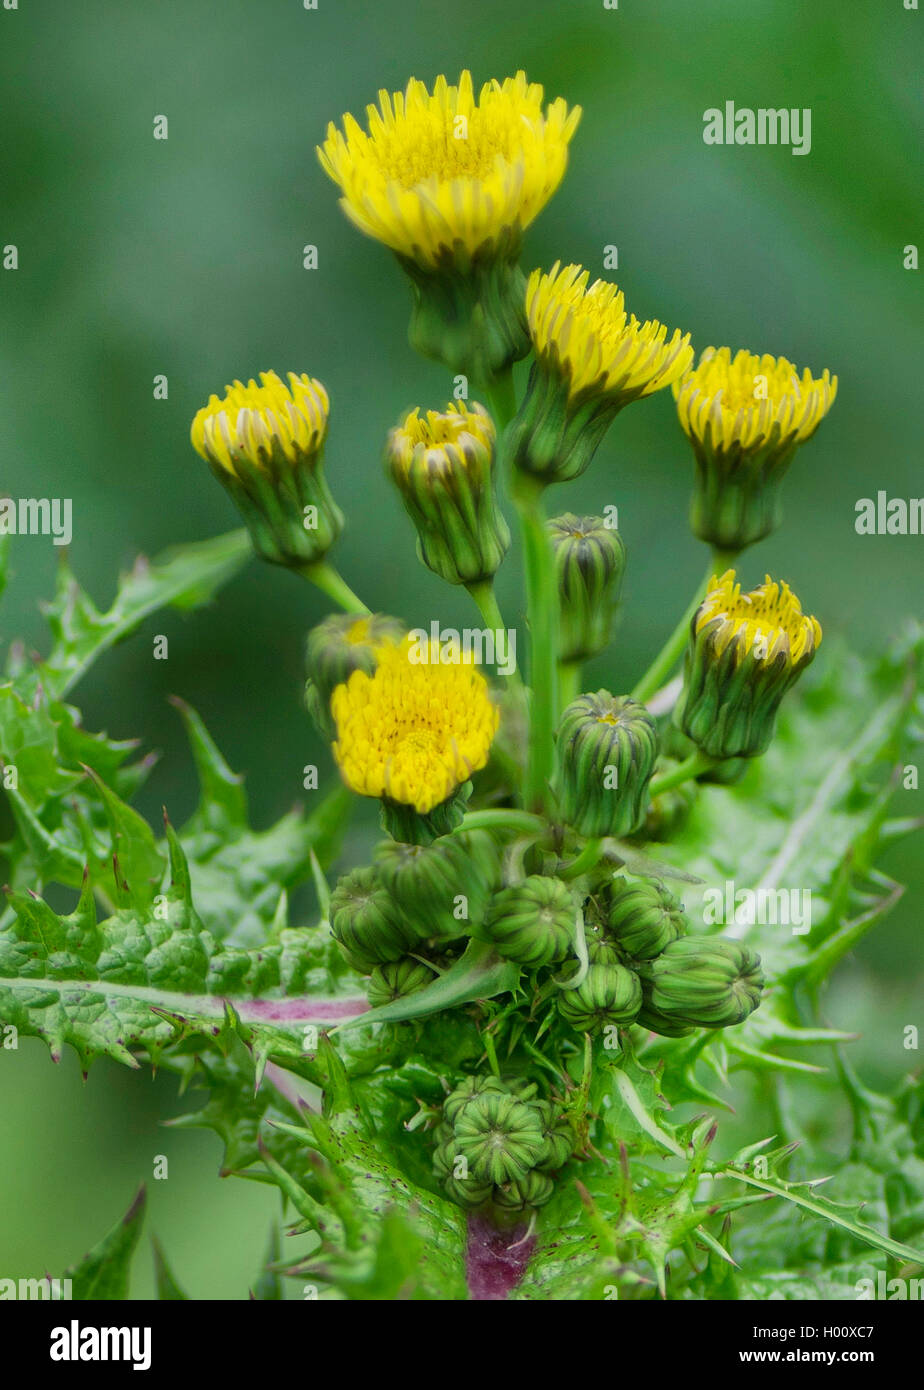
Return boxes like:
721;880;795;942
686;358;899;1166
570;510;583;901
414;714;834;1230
555;692;659;837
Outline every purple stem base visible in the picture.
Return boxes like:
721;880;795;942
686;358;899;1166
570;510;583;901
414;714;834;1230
466;1213;535;1300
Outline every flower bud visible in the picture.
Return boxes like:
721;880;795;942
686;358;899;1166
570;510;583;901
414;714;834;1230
554;692;659;837
385;402;509;587
533;1100;574;1172
673;347;837;551
548;513;626;663
375;828;503;941
191;372;343;568
328;865;418;972
444;1172;496;1210
305;613;405;738
482;874;575;967
443;1074;507;1128
636;938;764;1029
453;1090;547;1185
603;877;688;960
366;956;437;1009
557;962;642;1032
674;570;822;760
508;264;692;484
493;1170;555;1211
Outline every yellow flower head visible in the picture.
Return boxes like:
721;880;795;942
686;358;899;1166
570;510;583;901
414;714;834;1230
526;262;694;405
696;570;822;668
318;71;580;267
674;347;837;458
191;371;329;477
331;638;499;813
388;401;495;477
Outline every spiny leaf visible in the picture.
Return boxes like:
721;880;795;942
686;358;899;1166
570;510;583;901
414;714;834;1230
334;938;521;1032
63;1186;147;1300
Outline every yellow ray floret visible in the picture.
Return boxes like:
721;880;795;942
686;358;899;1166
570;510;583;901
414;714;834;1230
389;401;495;476
331;638;498;813
318;71;580;266
191;372;329;476
697;570;822;666
674;347;837;455
526;262;693;403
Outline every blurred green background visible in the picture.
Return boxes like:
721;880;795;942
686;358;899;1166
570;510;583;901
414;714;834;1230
0;0;921;1296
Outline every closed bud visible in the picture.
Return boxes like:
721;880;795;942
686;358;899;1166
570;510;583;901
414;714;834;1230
191;372;343;568
637;938;764;1029
533;1100;574;1172
305;613;405;738
366;956;437;1009
443;1074;507;1128
548;513;626;662
328;865;418;972
554;692;659;837
482;874;575;967
443;1172;496;1210
675;571;822;760
453;1091;547;1185
376;828;503;942
385;402;509;587
603;876;688;960
557;962;642;1032
493;1169;555;1211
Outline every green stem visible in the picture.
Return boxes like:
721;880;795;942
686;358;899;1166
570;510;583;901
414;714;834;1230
466;580;524;695
299;561;370;615
558;660;582;709
512;472;559;813
631;549;739;704
558;837;603;882
459;808;546;836
648;749;718;797
486;368;518;432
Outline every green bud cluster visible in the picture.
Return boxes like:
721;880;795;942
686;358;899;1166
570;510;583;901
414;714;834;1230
434;1074;573;1212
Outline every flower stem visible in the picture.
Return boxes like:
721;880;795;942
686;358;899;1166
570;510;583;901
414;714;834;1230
558;659;582;709
512;471;559;813
299;561;370;615
558;837;603;881
631;548;738;704
460;808;546;836
466;580;523;692
648;749;718;796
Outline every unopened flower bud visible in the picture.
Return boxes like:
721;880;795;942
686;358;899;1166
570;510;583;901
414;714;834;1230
482;874;575;967
533;1100;574;1172
305;613;405;738
675;570;822;760
191;372;343;568
548;513;626;663
557;962;642;1032
637;938;764;1029
385;402;509;587
376;828;503;942
555;692;659;837
366;956;437;1009
453;1091;547;1185
493;1170;555;1211
603;877;688;960
443;1074;507;1128
328;865;419;972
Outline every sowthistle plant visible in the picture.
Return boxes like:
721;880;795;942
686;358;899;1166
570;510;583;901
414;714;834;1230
1;70;921;1302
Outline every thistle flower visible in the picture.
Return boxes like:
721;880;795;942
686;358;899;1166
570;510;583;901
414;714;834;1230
305;612;405;738
674;347;837;549
385;402;509;587
191;371;343;568
508;264;693;483
319;72;580;381
636;938;764;1029
482;875;575;968
548;514;626;663
331;638;498;836
674;570;822;759
554;692;659;838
